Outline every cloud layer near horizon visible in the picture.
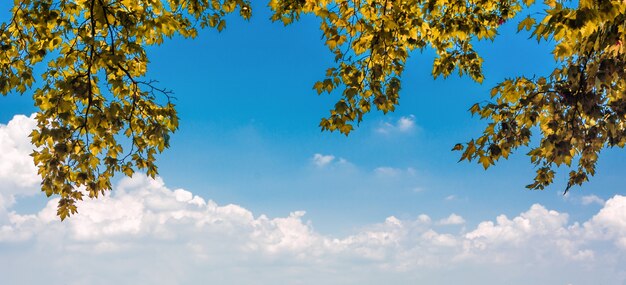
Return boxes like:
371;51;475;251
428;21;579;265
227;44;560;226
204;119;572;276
1;114;625;285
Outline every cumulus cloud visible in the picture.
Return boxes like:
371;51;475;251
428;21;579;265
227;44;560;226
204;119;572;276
0;114;39;213
312;153;335;167
461;204;593;262
396;116;415;132
438;213;465;225
1;114;626;285
584;195;626;250
581;194;604;206
1;174;625;284
311;154;351;169
375;115;417;134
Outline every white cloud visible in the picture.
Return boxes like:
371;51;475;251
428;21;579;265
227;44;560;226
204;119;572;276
396;116;415;132
311;154;352;169
0;114;38;188
581;194;604;206
584;195;626;249
373;167;401;176
312;153;335;167
417;214;431;223
438;213;465;225
464;204;572;248
1;114;626;285
0;174;625;284
375;115;417;134
0;114;39;214
373;167;416;178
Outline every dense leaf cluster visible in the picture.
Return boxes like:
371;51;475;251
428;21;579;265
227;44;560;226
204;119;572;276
0;0;250;219
456;0;626;192
270;0;520;133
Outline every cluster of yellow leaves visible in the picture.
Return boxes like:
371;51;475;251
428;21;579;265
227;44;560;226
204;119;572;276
2;0;624;218
0;0;250;220
456;0;626;192
269;0;521;134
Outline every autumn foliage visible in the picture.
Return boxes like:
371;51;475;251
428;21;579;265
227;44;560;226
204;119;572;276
1;0;624;218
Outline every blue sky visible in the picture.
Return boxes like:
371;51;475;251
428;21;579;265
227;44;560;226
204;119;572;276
1;2;626;284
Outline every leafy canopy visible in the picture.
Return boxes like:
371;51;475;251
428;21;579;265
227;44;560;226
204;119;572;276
1;0;624;219
455;0;626;192
0;0;251;219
